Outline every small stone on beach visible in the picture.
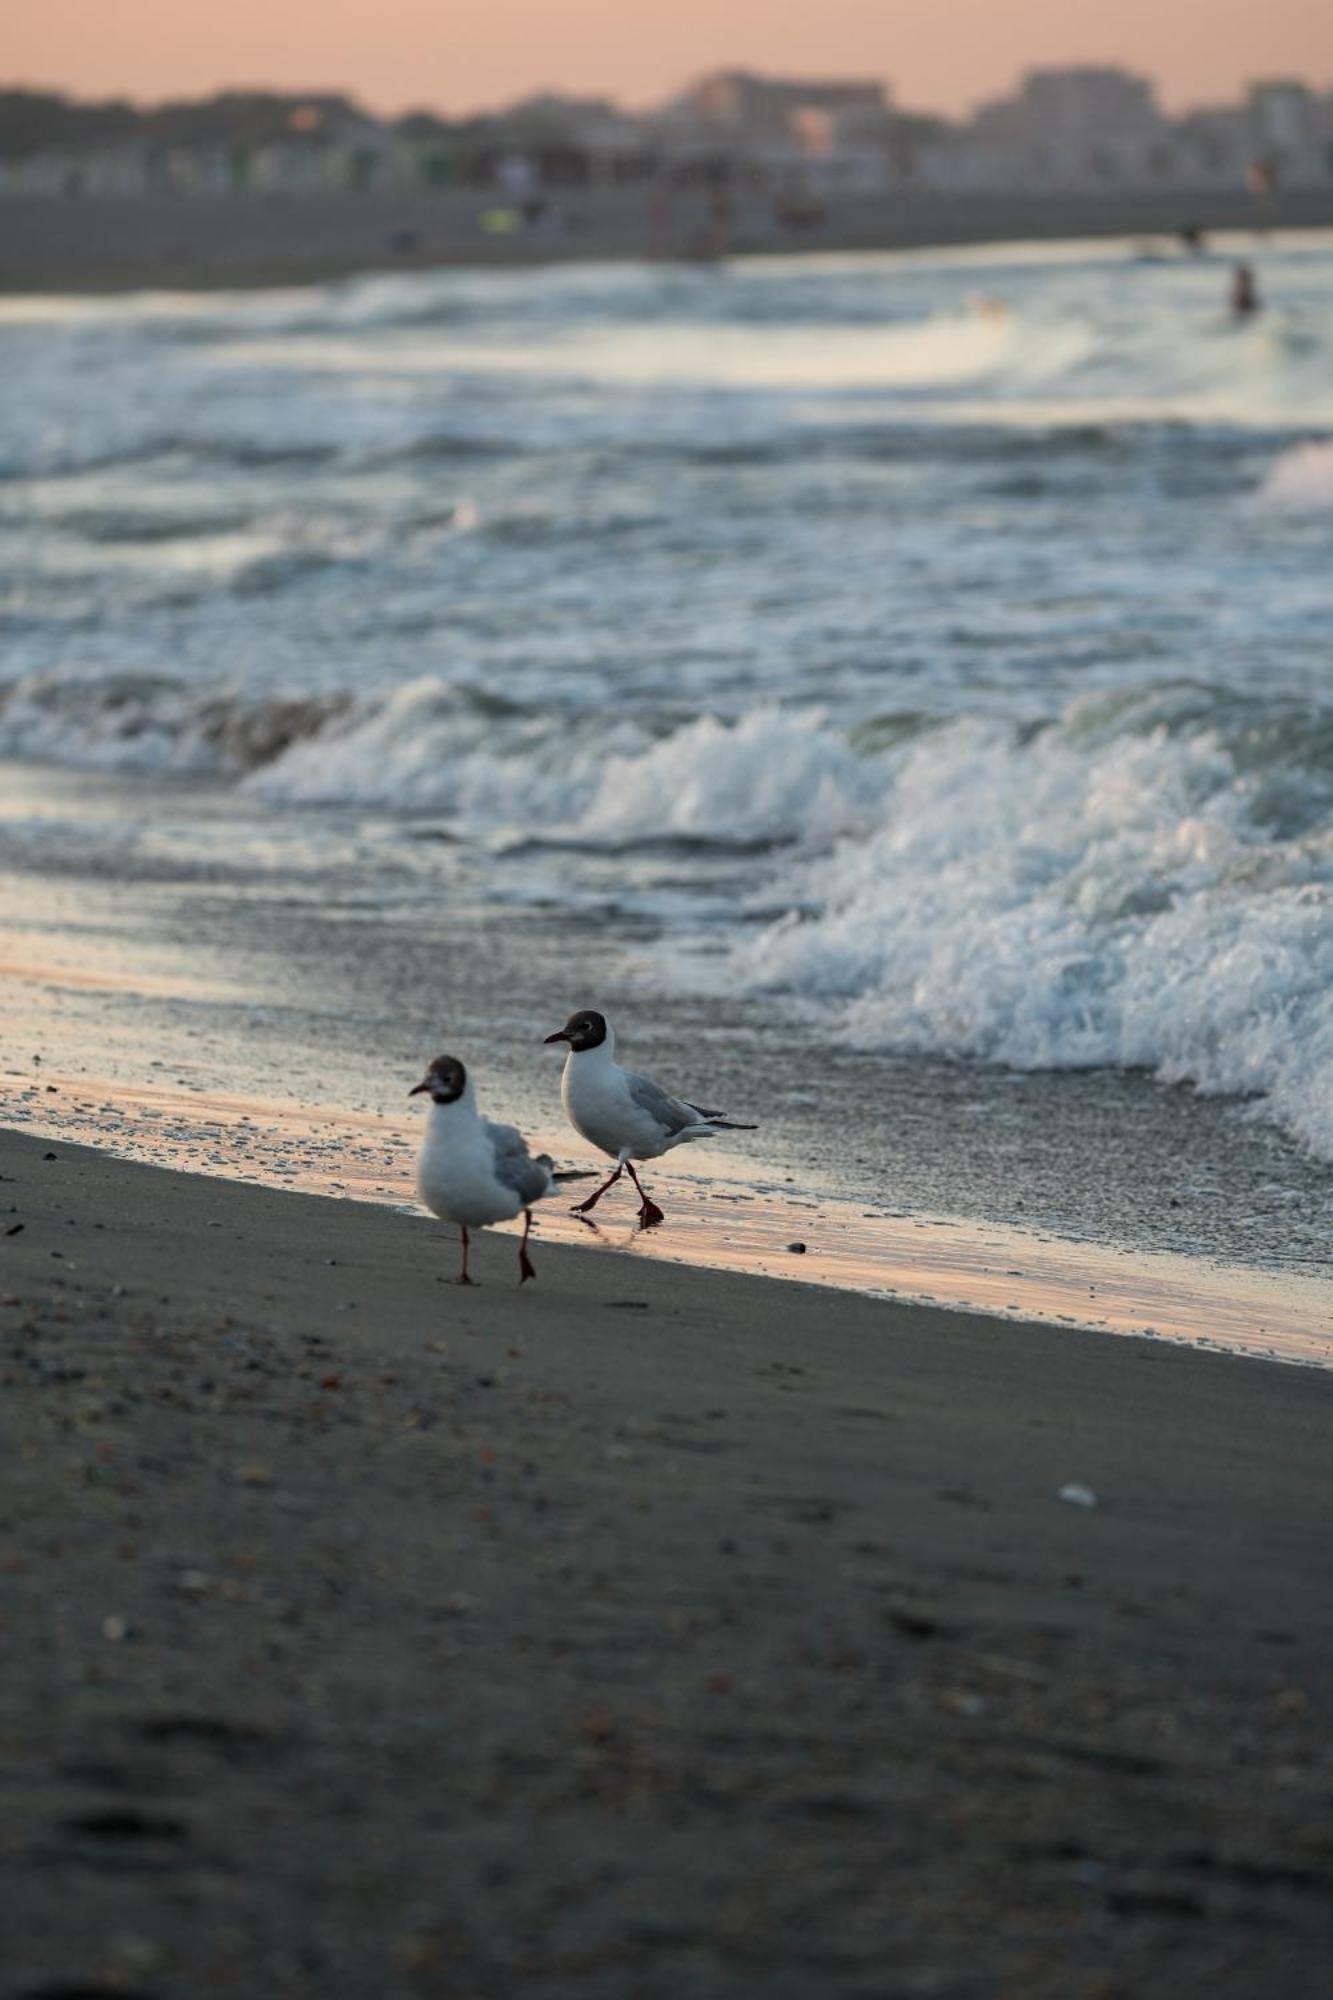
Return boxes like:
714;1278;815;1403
1057;1482;1100;1509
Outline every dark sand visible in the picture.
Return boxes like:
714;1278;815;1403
1;1124;1330;1998
1;186;1330;292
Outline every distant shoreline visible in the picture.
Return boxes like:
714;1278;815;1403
1;183;1330;292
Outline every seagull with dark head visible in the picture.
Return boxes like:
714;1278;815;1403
543;1008;755;1227
409;1053;555;1285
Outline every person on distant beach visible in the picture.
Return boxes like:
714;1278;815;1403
1230;262;1262;318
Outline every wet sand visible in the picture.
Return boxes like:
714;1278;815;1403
1;185;1330;292
5;1062;1332;1367
2;1124;1331;1997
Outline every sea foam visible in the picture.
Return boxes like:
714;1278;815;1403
733;708;1333;1160
255;679;1333;1163
249;682;877;844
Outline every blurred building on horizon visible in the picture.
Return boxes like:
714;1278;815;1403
2;62;1331;201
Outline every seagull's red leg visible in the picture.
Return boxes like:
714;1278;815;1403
625;1161;665;1228
572;1162;624;1213
518;1208;537;1285
454;1224;477;1285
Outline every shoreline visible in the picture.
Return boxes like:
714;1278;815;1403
2;1121;1331;1995
5;745;1332;1347
4;1069;1331;1368
1;186;1330;294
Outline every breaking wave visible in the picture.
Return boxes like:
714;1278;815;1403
7;659;1333;1162
0;671;878;843
247;681;880;844
732;698;1333;1161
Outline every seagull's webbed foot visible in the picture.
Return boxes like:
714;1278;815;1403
625;1162;665;1229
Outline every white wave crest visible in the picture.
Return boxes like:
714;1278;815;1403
245;675;620;820
0;667;870;844
571;708;878;843
248;682;879;842
733;713;1333;1159
1254;438;1333;509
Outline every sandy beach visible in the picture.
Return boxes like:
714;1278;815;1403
2;1122;1330;1996
0;184;1329;291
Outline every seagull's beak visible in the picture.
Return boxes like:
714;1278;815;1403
408;1080;430;1096
543;1028;570;1045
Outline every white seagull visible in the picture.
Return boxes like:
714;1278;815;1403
543;1008;755;1227
410;1053;555;1285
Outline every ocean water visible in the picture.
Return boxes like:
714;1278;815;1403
3;232;1333;1281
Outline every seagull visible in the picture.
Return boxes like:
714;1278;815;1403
543;1008;755;1226
409;1053;555;1285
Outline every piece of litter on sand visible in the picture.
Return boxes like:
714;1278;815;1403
787;1241;807;1254
1057;1482;1100;1509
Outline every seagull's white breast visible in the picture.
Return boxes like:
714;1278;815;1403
417;1104;524;1228
562;1052;664;1160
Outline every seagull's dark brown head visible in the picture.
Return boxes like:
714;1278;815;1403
409;1054;468;1104
544;1008;608;1053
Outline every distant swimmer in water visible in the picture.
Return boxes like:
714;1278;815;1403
1230;263;1261;318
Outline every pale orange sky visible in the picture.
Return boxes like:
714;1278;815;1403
7;0;1332;119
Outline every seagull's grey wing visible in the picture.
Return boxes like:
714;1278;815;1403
483;1119;554;1205
625;1069;710;1138
485;1120;526;1158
